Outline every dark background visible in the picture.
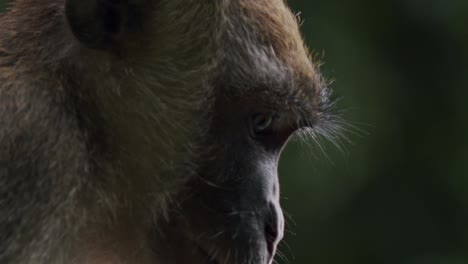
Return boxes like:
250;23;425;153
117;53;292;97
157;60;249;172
1;1;468;263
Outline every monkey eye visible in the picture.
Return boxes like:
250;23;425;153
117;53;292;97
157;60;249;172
249;112;296;148
251;113;274;136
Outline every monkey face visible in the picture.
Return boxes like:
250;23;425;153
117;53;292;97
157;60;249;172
159;97;293;264
151;77;335;264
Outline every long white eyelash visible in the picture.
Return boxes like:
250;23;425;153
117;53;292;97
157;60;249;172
290;109;368;161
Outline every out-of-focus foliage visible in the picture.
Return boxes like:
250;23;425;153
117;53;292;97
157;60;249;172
1;0;467;263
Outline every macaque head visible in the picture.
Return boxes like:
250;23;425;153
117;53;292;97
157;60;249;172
0;0;336;263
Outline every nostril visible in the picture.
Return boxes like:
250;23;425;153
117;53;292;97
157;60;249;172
264;220;278;255
264;203;280;256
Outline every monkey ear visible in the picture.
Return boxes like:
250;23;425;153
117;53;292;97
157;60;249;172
65;0;146;49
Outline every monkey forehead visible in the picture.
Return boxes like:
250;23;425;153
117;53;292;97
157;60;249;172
236;0;317;78
217;5;327;118
218;0;325;102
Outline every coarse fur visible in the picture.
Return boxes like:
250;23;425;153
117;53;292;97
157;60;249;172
0;0;336;263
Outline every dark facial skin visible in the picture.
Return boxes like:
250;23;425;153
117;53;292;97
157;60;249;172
192;104;284;262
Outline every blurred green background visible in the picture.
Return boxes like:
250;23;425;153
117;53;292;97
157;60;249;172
1;0;467;263
280;0;468;263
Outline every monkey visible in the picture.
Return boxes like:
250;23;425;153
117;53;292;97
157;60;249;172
0;0;337;263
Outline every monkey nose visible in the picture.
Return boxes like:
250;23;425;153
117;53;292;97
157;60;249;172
263;202;284;261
